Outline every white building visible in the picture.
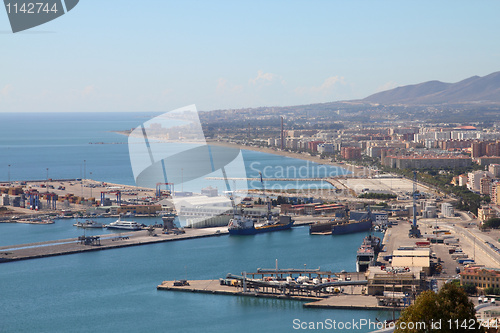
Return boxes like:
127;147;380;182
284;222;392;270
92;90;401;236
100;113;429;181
489;164;500;178
468;171;493;192
451;131;478;140
201;186;218;197
441;202;455;217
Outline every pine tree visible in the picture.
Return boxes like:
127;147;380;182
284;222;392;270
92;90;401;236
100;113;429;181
395;283;483;332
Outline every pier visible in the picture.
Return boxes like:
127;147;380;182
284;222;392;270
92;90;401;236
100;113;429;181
157;279;394;310
0;227;228;263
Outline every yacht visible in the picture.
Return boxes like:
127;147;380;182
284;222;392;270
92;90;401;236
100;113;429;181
106;218;142;231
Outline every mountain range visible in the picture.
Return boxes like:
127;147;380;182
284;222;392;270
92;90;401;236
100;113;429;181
362;71;500;105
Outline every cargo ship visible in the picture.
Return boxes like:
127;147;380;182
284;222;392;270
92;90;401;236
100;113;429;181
309;220;336;235
356;235;382;272
309;208;372;235
331;218;372;235
228;215;294;235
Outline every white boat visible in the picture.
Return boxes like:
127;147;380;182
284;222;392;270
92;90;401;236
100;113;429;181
106;218;142;230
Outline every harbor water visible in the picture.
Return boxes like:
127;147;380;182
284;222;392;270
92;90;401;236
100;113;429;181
0;112;391;332
0;226;391;332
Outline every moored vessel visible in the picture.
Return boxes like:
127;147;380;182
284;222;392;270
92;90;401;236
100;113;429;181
106;218;142;230
356;235;382;272
73;220;105;228
331;218;372;235
228;215;294;235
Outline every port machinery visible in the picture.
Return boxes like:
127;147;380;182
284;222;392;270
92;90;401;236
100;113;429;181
24;189;40;210
100;190;122;206
44;192;57;210
156;182;174;200
408;170;422;238
23;190;58;210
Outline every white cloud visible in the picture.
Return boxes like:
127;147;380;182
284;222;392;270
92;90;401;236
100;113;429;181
295;76;347;96
0;84;13;97
249;70;279;85
161;88;173;96
216;78;243;94
81;85;95;97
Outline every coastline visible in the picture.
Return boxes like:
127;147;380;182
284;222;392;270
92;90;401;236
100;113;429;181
111;129;365;176
206;139;369;177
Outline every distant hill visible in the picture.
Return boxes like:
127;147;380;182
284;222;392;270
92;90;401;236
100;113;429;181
363;71;500;105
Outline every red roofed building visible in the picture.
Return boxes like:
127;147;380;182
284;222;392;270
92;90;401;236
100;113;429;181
460;266;500;290
307;141;325;152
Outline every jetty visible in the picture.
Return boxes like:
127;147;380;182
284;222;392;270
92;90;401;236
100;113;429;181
0;227;228;263
157;278;394;310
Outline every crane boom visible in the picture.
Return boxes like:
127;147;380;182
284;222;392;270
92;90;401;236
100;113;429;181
259;172;272;221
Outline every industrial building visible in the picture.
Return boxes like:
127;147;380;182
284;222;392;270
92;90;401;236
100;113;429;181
117;204;161;215
441;202;455;217
366;267;425;295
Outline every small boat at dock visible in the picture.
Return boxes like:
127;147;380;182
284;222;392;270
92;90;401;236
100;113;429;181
73;220;105;228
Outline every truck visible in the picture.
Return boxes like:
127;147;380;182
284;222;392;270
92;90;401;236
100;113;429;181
458;259;475;264
451;253;468;260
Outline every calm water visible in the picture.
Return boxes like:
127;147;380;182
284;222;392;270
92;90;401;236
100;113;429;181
0;227;390;333
0;113;389;332
0;112;346;190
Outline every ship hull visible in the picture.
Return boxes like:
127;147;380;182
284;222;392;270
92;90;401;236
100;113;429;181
356;235;382;272
229;221;294;235
331;219;372;235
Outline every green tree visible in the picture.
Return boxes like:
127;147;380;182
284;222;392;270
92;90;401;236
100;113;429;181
395;283;483;332
483;218;500;229
484;287;500;295
461;283;477;295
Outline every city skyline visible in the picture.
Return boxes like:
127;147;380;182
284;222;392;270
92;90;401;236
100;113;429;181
1;0;500;112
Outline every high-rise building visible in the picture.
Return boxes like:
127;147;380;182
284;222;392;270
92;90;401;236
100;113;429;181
491;182;500;206
467;171;493;192
480;177;492;195
341;147;362;160
489;164;500;177
471;140;500;158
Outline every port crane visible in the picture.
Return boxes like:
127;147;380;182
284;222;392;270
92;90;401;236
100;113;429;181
100;190;122;206
259;172;272;221
409;170;421;238
156;182;174;200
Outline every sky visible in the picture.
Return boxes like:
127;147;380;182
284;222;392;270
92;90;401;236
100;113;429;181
1;0;500;112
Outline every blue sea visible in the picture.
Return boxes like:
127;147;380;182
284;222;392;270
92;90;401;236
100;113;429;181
0;112;391;332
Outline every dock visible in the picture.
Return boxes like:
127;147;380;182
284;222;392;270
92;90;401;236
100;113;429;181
157;279;395;310
0;216;324;263
0;227;228;263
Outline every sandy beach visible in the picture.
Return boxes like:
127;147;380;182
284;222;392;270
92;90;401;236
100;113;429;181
206;139;374;178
